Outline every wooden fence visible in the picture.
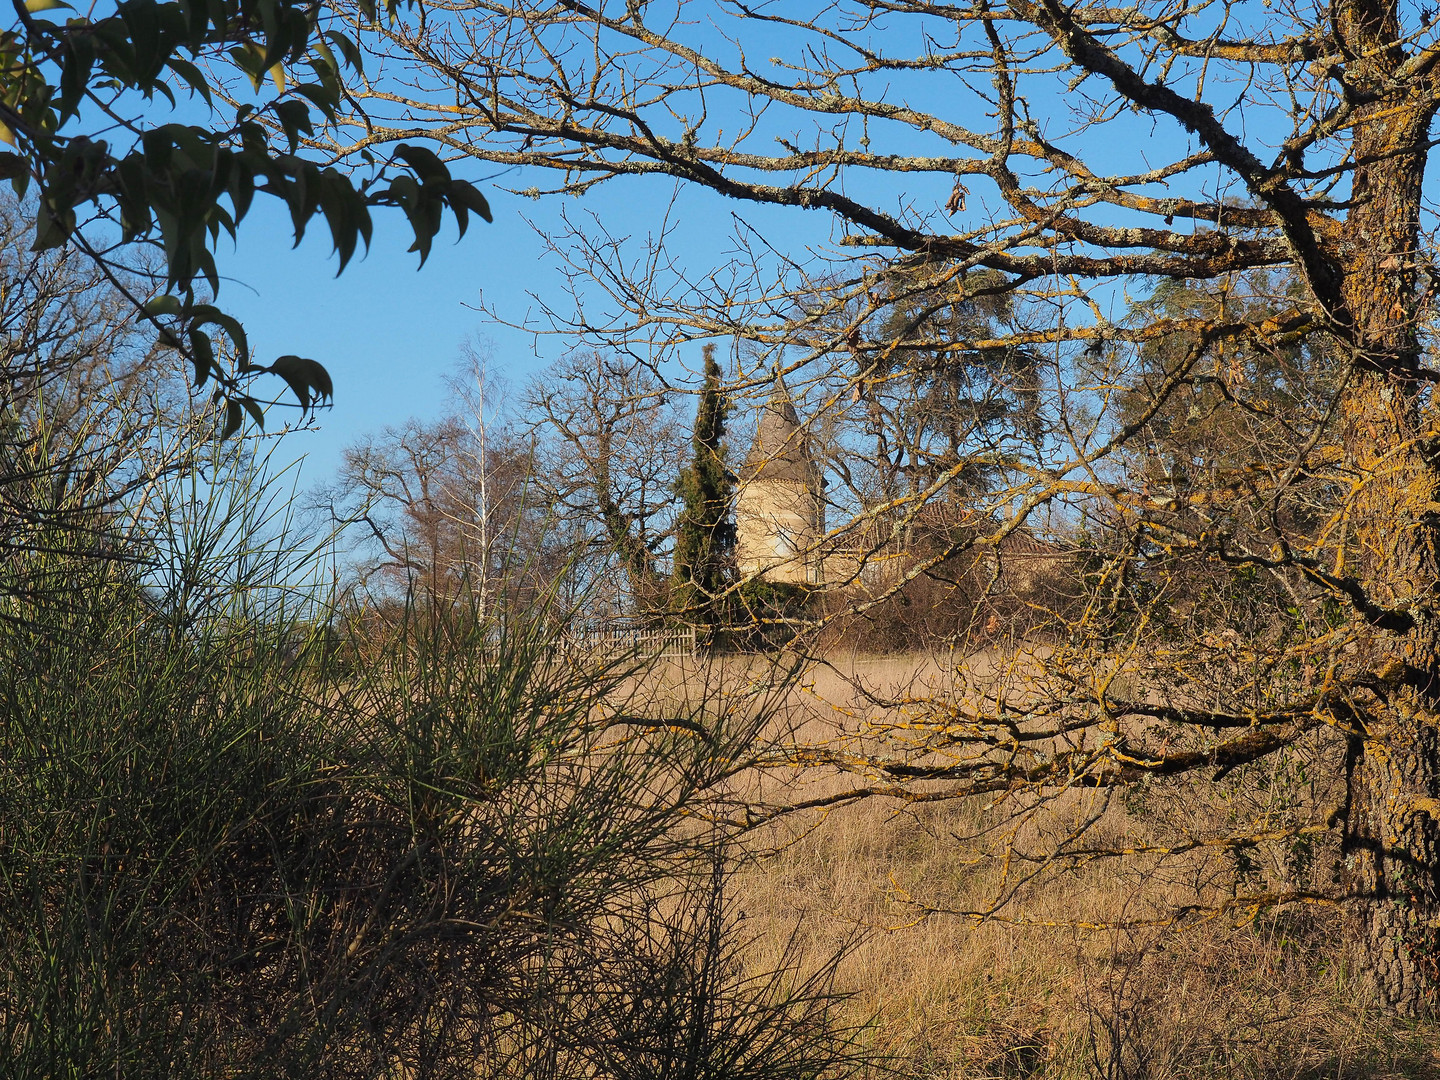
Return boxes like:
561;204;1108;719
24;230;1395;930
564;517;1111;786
561;622;697;662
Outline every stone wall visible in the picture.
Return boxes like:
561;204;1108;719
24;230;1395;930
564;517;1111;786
735;477;824;585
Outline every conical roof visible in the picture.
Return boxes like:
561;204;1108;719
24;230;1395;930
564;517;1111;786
743;376;816;485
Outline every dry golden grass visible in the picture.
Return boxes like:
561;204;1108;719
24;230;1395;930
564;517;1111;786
732;798;1440;1079
649;649;1440;1080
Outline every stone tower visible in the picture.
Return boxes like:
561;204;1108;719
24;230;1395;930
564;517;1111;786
735;377;824;586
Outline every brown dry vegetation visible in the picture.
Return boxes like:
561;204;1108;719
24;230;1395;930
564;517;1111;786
644;650;1440;1080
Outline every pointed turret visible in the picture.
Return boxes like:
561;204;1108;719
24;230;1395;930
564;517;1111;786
743;378;815;485
735;375;825;585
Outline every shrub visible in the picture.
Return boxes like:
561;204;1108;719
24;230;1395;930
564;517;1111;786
0;453;872;1079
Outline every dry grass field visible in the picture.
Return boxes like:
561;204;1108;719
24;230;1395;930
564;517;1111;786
645;648;1440;1080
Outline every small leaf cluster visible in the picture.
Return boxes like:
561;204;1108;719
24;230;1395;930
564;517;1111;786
1;0;490;426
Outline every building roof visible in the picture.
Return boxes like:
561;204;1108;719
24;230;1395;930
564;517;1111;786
742;376;818;485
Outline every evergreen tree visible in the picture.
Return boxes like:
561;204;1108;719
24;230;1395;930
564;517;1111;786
672;345;735;630
867;266;1041;505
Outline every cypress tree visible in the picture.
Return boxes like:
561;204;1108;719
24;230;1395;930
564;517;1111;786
672;345;735;630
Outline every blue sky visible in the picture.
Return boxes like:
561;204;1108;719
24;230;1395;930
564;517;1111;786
214;184;561;482
214;164;870;490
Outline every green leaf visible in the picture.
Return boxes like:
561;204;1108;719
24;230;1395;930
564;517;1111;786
24;0;72;13
166;57;213;106
190;303;249;367
221;398;243;438
195;244;219;300
448;179;492;236
280;159;322;244
188;326;214;387
384;173;419;212
176;0;209;48
115;154;151;239
203;0;227;40
118;0;161;79
242;396;266;430
266;353;332;412
209;200;237;243
155;3;188;47
91;16;139;78
143;293;182;316
324;30;363;74
273;98;312;152
394;143;450;187
58;35;95;121
140;125;174;170
253;0;280;54
312;33;338;75
229;41;267;93
279;5;311;64
226;152;255;222
293;79;339;120
32;204;72;251
317;170;365;271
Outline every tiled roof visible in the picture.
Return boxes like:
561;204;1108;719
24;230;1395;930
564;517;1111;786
742;376;819;485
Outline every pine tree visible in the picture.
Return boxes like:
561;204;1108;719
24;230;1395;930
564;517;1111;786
672;345;735;631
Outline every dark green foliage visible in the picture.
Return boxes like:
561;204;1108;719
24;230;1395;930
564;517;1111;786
1;0;489;421
1108;274;1347;649
1119;273;1340;497
731;579;814;651
672;344;736;631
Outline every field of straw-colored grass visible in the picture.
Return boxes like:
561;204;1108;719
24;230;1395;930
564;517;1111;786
649;649;1440;1080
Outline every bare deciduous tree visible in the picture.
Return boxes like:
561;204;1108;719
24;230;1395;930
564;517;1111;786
327;370;560;611
317;0;1440;1011
522;350;687;614
0;196;222;611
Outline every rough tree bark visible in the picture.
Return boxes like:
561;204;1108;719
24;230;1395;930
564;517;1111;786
1337;42;1440;1010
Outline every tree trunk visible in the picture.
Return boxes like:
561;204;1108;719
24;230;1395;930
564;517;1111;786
1334;45;1440;1010
1341;372;1440;1015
